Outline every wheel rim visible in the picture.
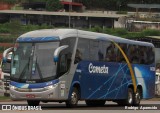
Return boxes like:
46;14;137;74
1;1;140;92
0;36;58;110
71;92;78;105
128;91;133;104
135;92;140;104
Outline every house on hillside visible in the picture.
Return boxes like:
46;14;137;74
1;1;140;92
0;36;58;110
21;0;84;12
0;2;14;10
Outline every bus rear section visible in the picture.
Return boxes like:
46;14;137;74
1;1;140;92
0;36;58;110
68;36;155;106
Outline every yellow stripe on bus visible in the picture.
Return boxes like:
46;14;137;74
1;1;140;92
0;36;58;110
111;41;137;93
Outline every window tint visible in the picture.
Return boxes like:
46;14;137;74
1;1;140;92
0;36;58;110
76;38;154;65
128;45;139;64
145;47;155;64
98;41;106;61
127;45;154;65
117;43;127;62
105;42;117;62
75;49;83;64
139;46;148;64
58;37;76;75
76;38;90;62
90;40;99;61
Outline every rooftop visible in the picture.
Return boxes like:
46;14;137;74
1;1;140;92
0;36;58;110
128;4;160;9
0;10;126;18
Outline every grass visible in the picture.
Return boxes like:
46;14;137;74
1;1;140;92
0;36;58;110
0;96;11;101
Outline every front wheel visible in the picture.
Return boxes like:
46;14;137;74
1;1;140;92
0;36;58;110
66;88;79;107
27;100;40;106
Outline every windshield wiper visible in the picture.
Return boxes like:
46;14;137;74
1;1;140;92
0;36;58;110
29;56;43;81
18;63;28;81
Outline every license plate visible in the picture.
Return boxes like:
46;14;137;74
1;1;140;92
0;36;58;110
26;94;35;98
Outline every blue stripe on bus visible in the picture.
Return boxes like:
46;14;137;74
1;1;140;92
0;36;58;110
10;79;59;89
17;36;60;42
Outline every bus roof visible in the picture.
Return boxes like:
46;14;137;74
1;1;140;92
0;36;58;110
17;29;154;47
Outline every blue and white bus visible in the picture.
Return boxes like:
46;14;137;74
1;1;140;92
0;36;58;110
5;29;155;107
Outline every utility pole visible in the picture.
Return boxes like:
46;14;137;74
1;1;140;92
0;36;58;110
69;0;73;28
69;4;71;28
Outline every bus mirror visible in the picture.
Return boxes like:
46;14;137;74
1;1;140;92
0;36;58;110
2;61;11;73
53;45;68;62
2;47;13;73
3;47;13;63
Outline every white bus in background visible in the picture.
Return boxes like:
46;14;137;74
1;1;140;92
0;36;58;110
0;49;12;96
155;63;160;96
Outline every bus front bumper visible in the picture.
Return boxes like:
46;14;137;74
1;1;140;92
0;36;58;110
10;85;61;101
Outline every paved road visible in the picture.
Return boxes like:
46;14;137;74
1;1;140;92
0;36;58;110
0;100;160;112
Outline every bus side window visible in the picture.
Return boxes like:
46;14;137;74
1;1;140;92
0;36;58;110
59;54;67;75
139;46;147;64
89;40;99;61
98;50;104;61
105;43;116;62
58;51;72;76
98;41;105;61
146;47;155;64
117;43;127;62
74;49;82;64
128;45;139;64
75;38;89;64
58;37;76;76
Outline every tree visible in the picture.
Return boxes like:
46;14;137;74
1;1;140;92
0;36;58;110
0;0;17;4
81;0;160;10
46;0;63;11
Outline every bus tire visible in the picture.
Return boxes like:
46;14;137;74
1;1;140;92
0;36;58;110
133;88;141;106
27;100;40;106
85;100;106;106
66;87;79;107
125;88;134;105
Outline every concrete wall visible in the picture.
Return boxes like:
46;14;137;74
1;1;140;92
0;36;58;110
1;13;116;29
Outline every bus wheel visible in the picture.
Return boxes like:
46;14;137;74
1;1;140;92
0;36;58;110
66;88;79;107
85;100;106;106
27;100;40;106
125;88;134;105
133;89;141;106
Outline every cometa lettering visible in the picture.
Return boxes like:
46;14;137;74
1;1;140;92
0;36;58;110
88;63;109;74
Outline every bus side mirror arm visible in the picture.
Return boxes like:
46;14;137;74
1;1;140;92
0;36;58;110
3;47;13;63
53;45;68;63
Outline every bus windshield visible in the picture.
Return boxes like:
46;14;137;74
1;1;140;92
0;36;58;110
11;42;59;82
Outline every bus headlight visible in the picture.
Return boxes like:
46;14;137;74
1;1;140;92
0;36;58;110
44;84;57;90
